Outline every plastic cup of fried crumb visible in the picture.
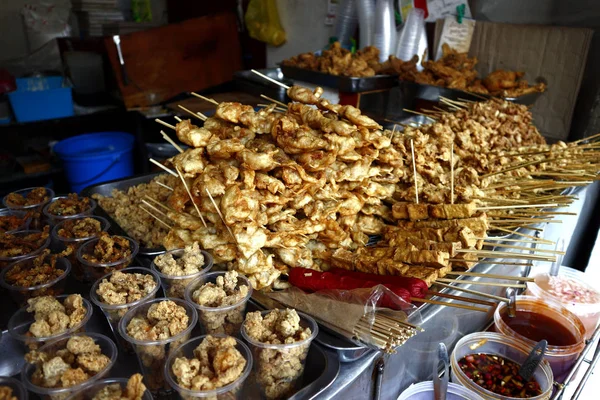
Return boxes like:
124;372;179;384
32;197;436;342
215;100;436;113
0;255;71;306
241;310;318;400
0;209;32;234
0;229;52;269
0;376;28;400
8;294;93;350
165;334;253;400
3;187;55;230
42;196;97;225
65;378;153;400
90;266;161;352
76;235;139;283
185;271;252;336
150;249;213;299
51;216;110;280
22;332;118;400
118;297;198;397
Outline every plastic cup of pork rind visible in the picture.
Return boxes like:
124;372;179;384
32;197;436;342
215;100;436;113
151;249;213;299
21;333;118;400
0;229;51;269
76;236;139;283
240;310;318;400
42;196;97;225
0;255;71;306
90;266;161;352
8;294;93;350
0;209;32;234
51;216;110;281
164;335;253;400
64;378;153;400
184;271;252;336
118;298;198;398
0;376;29;400
3;187;55;230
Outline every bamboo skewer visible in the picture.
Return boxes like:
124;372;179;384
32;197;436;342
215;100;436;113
428;291;496;307
445;271;534;282
410;139;418;204
451;142;455;204
155;118;176;130
178;105;207;121
456;249;556;262
403;108;437;121
191;92;219;105
482;242;565;255
174;116;182;122
141;200;169;219
477;203;559;211
487;226;554;244
446;258;533;266
436;279;527;289
491;219;558;224
433;282;508;303
140;206;172;229
260;94;288;108
149;158;178;177
410;297;488;312
250;69;290;89
175;166;207;228
476;237;551;244
161;131;184;154
156;181;173;191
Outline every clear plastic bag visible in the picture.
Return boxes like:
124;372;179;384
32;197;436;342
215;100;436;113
245;0;286;47
22;1;72;52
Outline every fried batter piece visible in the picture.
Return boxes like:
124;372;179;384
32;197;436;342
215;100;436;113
81;233;132;264
153;242;205;276
96;271;157;305
126;300;189;341
27;295;87;338
90;374;146;400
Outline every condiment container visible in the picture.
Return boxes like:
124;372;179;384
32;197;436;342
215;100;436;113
118;297;198;397
42;196;97;225
451;332;554;400
164;335;253;400
2;187;55;229
0;209;32;234
151;248;213;299
65;378;153;400
399;381;485;400
90;266;161;352
8;294;93;350
0;229;51;269
241;310;318;400
21;333;117;400
0;255;71;305
0;376;28;400
527;266;600;339
494;295;585;380
185;271;252;336
76;235;139;283
51;216;110;281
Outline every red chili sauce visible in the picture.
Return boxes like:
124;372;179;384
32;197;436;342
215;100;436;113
501;310;578;347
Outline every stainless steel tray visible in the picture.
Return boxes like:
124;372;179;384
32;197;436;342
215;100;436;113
81;172;166;258
280;65;398;93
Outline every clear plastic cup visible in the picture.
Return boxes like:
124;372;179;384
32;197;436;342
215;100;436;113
164;335;253;400
0;255;71;305
399;381;485;400
185;271;252;336
64;378;153;400
0;376;29;400
42;196;97;225
527;266;600;339
0;209;32;234
0;229;51;269
118;298;198;397
241;310;318;400
451;332;554;400
90;266;161;351
8;294;93;350
21;333;118;400
76;235;139;283
494;295;585;380
3;187;55;230
52;216;111;281
151;249;213;299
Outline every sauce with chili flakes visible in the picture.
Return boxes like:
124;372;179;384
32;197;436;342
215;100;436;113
501;310;578;347
458;353;542;398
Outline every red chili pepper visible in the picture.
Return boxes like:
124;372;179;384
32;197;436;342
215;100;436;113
288;268;412;305
328;268;428;298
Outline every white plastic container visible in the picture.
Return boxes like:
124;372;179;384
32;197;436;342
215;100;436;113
399;381;485;400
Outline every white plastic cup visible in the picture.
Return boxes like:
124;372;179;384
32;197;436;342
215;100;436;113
76;235;139;283
0;376;28;400
334;0;358;49
3;187;54;230
0;209;32;234
373;0;397;62
42;196;97;225
151;249;213;299
399;381;485;400
0;229;51;269
65;378;152;400
395;8;425;62
356;0;376;49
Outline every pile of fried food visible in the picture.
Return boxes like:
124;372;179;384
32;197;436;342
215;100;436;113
391;44;546;97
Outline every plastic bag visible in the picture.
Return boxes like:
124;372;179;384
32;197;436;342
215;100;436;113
22;1;72;52
268;285;423;353
245;0;286;47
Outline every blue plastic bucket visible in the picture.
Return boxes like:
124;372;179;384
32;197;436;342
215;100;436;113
54;132;135;193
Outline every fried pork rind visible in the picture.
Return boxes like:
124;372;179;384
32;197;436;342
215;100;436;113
89;374;147;400
0;226;50;258
27;295;88;339
96;271;157;306
0;386;17;400
57;218;102;239
46;194;92;217
152;243;207;298
5;187;50;207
